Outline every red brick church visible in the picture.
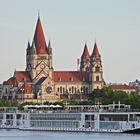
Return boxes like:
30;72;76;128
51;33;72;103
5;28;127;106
2;15;105;103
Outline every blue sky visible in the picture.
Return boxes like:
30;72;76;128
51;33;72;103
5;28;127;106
0;0;140;84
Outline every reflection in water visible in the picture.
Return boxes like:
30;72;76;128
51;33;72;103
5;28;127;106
0;129;139;140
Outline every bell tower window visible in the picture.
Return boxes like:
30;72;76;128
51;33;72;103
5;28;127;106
95;66;100;72
96;76;99;82
86;67;89;72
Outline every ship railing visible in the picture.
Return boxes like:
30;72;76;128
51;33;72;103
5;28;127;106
1;108;140;114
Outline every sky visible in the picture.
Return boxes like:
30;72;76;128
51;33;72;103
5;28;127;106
0;0;140;84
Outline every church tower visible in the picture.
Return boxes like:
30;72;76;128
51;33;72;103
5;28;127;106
26;15;53;81
80;43;90;72
90;42;104;90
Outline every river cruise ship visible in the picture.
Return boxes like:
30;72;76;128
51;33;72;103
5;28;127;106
0;103;140;133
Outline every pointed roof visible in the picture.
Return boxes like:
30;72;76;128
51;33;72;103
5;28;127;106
81;43;90;58
48;40;51;48
110;84;135;90
18;82;32;94
14;71;31;82
91;42;100;57
33;16;47;54
27;41;30;51
3;77;18;87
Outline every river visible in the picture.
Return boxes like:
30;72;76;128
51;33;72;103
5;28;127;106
0;129;139;140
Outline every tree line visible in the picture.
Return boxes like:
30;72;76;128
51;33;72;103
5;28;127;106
0;87;140;109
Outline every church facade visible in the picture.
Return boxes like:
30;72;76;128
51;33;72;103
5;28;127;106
2;16;105;103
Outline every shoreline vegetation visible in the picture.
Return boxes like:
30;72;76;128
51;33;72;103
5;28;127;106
0;87;140;109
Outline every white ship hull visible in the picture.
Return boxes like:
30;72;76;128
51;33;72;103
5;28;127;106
0;106;140;133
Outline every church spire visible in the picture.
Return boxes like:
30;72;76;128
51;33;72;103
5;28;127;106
91;41;100;57
81;43;90;58
48;40;51;48
33;14;48;54
48;40;52;55
27;40;30;49
80;43;90;72
38;10;40;19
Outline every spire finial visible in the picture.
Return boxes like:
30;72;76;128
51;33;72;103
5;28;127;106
38;10;40;19
48;40;51;48
85;40;87;44
91;40;100;57
13;69;16;77
27;39;30;44
27;40;30;49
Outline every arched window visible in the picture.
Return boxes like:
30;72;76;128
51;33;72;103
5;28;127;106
83;86;86;93
85;87;88;94
75;88;77;94
81;87;83;93
63;88;65;94
95;66;100;72
60;87;62;93
72;86;74;93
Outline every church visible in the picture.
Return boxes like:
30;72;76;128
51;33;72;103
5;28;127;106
2;15;105;103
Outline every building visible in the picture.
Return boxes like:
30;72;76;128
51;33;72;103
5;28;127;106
2;15;105;103
110;84;136;94
129;79;140;95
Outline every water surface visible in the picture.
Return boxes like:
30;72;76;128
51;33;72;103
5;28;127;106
0;129;139;140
